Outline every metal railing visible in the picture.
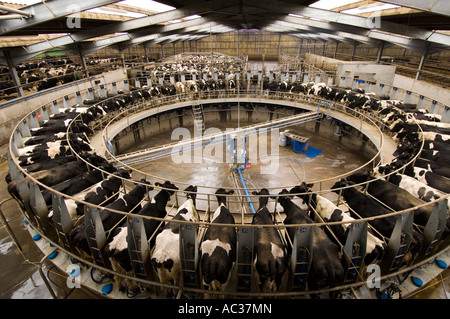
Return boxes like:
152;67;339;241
6;76;449;299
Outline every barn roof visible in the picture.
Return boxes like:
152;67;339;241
0;0;449;65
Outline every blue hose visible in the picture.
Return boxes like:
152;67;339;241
235;167;256;214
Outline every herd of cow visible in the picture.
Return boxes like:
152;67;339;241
0;57;126;101
6;69;449;298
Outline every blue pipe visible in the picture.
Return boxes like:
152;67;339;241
235;167;256;214
233;113;320;170
231;111;321;214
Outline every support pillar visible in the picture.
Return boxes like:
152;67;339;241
298;39;303;56
376;41;385;63
236;31;239;55
278;34;282;56
333;42;339;59
350;42;357;61
121;52;126;69
143;45;149;63
416;46;429;80
78;48;89;78
5;51;24;97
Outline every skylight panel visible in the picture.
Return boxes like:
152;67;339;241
343;3;400;15
119;0;175;13
309;0;361;10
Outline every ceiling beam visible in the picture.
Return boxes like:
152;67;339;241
246;0;450;48
376;0;450;17
3;0;238;65
0;0;121;35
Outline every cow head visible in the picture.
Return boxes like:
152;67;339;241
344;172;373;184
154;180;179;197
289;182;313;197
252;188;271;208
215;188;234;207
184;184;197;200
138;178;154;192
330;179;355;194
272;188;294;207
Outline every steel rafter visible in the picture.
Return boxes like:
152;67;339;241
3;0;237;65
0;0;121;35
376;0;450;17
245;0;450;48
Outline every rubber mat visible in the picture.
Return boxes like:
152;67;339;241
298;146;323;158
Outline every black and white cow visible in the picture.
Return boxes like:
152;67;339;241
391;121;450;136
376;165;445;202
200;188;236;292
403;166;450;194
410;158;450;179
289;183;385;266
27;160;88;186
103;181;178;294
151;185;199;291
331;179;424;260
251;189;287;293
18;137;92;166
72;169;131;218
30;119;94;137
344;172;439;230
67;180;150;258
48;169;129;223
275;188;345;290
186;80;198;94
23;132;68;146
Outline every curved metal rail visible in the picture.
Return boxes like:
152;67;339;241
7;83;449;299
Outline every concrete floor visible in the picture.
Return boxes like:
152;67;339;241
124;119;369;212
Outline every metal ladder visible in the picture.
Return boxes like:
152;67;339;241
192;102;205;134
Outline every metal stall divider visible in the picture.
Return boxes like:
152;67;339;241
287;225;313;291
29;181;59;242
420;199;448;258
126;215;158;289
51;193;76;252
342;221;368;284
179;220;200;292
84;206;110;268
235;225;255;293
380;211;414;276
